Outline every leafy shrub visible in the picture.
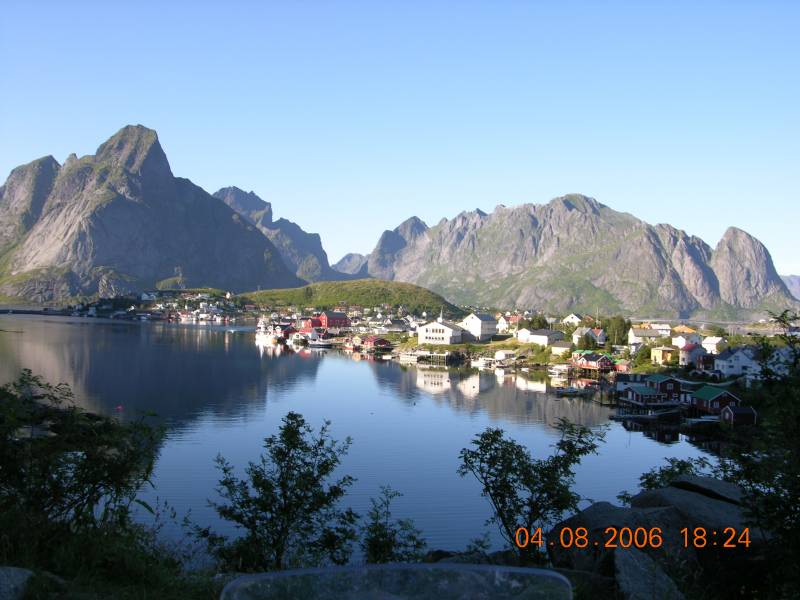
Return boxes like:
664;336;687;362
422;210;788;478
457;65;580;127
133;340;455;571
198;411;358;571
458;419;604;563
361;486;426;563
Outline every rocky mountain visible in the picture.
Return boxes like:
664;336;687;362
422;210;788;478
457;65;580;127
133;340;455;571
333;253;369;277
213;186;350;283
0;126;301;301
781;275;800;300
337;194;796;318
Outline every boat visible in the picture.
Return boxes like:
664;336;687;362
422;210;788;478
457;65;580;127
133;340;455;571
548;364;570;378
308;338;333;349
555;386;585;397
289;332;308;346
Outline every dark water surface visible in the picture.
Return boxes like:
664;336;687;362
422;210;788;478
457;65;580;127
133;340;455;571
0;315;711;551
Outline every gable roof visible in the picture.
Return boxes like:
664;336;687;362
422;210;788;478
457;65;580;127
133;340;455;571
321;310;348;319
422;320;464;332
693;385;738;402
646;374;677;384
631;328;661;337
469;312;496;322
627;384;661;396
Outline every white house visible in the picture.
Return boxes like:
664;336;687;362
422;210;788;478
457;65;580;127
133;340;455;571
701;336;725;355
497;316;510;333
458;313;497;342
417;320;465;345
672;333;701;348
572;327;607;346
649;323;673;337
679;343;707;367
550;341;573;355
494;350;517;362
628;328;662;348
715;346;791;382
518;328;564;347
562;313;583;326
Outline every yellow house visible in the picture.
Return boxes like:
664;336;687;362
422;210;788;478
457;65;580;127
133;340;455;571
651;346;677;366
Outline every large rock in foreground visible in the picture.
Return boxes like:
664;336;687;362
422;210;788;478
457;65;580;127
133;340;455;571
549;476;766;598
0;567;33;600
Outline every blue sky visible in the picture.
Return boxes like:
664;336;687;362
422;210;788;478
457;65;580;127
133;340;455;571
2;1;798;273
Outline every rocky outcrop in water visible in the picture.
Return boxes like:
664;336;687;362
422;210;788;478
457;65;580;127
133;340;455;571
0;126;301;301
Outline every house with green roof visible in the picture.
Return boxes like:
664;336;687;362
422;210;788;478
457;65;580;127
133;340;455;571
691;385;741;415
644;374;682;401
623;384;667;407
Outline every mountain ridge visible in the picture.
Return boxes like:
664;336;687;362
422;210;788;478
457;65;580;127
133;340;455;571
212;186;353;283
0;125;301;301
334;194;797;319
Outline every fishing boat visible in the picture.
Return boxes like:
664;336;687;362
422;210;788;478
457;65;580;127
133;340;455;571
555;386;585;397
308;338;333;349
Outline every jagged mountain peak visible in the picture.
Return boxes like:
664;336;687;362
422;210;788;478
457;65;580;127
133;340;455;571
0;126;300;301
213;186;272;223
547;193;603;214
348;195;796;318
395;216;428;241
95;124;172;181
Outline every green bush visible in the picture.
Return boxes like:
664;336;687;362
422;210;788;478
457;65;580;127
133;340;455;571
198;412;359;572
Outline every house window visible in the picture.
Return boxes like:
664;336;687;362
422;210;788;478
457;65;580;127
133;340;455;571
667;383;673;390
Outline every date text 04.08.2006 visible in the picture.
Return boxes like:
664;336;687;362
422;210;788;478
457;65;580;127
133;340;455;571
515;526;751;550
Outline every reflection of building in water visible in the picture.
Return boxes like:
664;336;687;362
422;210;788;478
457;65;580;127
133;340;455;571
415;368;453;394
515;375;547;394
456;373;494;399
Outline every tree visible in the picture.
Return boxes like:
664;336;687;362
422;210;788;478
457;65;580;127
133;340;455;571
717;310;800;595
577;333;597;350
0;370;166;580
617;457;712;504
199;412;358;571
604;315;631;346
458;419;605;563
361;486;426;564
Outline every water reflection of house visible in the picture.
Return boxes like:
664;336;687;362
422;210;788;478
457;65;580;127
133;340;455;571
456;373;493;399
515;375;547;393
415;369;453;394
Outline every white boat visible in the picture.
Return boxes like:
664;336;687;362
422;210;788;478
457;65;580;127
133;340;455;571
289;332;308;346
308;338;333;348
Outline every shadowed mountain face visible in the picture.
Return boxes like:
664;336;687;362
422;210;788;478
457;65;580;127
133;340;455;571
338;194;796;318
0;126;301;301
213;186;352;283
781;275;800;300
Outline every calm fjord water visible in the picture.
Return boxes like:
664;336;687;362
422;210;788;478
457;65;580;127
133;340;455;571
0;316;711;551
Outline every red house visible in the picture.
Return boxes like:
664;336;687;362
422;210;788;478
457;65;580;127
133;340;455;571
645;374;682;402
363;336;391;351
319;311;351;329
573;352;614;371
692;385;740;415
298;317;323;333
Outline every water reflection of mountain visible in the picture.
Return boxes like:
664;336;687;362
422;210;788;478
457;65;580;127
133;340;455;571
0;317;321;427
365;362;610;429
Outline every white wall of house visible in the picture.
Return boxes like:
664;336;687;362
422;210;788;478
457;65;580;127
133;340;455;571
459;313;497;342
417;321;463;345
672;333;701;348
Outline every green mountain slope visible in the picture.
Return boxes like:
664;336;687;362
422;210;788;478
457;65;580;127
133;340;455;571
239;279;463;317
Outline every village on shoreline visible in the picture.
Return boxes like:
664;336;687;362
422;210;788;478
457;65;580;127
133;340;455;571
4;286;798;433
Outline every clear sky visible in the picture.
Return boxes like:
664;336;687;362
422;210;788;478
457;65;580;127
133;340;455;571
2;1;798;273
